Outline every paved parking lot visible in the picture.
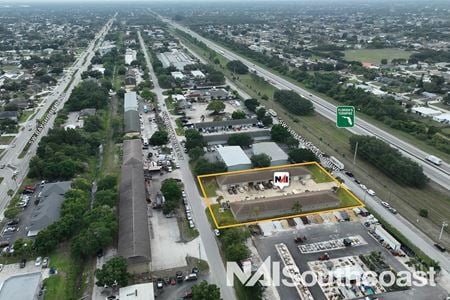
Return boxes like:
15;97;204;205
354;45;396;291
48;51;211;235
0;185;43;245
0;259;49;283
215;178;337;204
253;221;446;300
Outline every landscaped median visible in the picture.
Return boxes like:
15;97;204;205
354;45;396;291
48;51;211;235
197;162;364;229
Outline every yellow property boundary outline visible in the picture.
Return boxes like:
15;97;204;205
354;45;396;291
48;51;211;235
197;161;365;229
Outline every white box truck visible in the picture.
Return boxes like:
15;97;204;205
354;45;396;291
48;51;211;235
426;155;442;165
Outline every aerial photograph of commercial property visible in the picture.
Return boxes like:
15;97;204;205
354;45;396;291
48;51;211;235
0;0;448;300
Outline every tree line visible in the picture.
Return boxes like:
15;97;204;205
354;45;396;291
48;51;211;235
350;135;428;188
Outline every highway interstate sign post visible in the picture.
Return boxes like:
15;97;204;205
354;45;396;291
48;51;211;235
336;106;355;128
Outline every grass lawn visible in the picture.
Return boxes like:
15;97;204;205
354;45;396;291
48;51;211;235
0;135;14;145
201;177;218;197
19;110;34;123
175;118;185;136
44;247;81;300
180;214;199;241
210;204;237;227
234;276;263;300
306;164;333;183
337;188;361;207
343;48;412;64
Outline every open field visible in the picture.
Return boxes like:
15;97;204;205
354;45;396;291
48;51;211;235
343;48;412;64
44;247;81;300
0;135;14;145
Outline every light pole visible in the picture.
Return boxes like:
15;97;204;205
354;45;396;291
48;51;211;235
438;221;448;241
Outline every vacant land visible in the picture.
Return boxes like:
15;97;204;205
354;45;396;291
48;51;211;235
343;48;412;64
307;164;334;183
44;247;81;300
0;136;14;145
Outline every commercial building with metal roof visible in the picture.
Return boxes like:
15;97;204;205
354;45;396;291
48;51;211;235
124;91;138;112
230;190;340;222
118;139;151;273
193;118;257;130
0;272;42;300
124;110;140;134
216;166;310;186
252;142;289;166
119;283;154;300
27;181;72;237
216;146;252;171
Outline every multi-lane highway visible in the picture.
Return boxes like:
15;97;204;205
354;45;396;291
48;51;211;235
0;16;115;218
160;16;450;190
138;31;237;300
163;21;450;275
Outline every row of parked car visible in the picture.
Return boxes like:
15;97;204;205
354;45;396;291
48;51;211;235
156;267;199;290
182;190;195;229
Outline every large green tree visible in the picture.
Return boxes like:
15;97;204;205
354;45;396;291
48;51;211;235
192;281;221;300
227;60;248;74
228;133;253;147
251;153;272;168
150;130;169;146
270;124;291;142
185;129;206;151
244;98;259;112
206;100;226;114
288;148;318;163
95;256;130;287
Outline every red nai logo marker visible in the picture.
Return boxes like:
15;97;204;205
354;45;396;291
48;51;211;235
273;172;290;190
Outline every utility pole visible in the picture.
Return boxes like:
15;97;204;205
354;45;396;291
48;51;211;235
352;141;358;172
439;221;448;241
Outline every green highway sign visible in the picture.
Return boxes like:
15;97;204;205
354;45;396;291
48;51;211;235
336;106;355;128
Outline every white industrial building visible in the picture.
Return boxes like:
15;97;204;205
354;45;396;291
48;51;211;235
119;283;154;300
252;142;289;166
125;49;137;65
433;113;450;124
124;92;138;112
411;106;442;117
171;71;185;80
191;70;206;79
217;146;252;171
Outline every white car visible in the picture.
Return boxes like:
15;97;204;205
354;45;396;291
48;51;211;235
214;229;220;236
381;201;390;208
359;184;367;191
366;189;376;196
189;220;195;228
35;256;42;266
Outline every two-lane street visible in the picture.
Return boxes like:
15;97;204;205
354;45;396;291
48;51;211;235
138;31;237;300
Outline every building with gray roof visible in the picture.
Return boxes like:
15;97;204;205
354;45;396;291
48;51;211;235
27;181;71;237
124;110;140;135
124;91;138;112
252;142;289;166
193;118;257;130
216;146;251;171
0;272;42;300
216;166;310;186
118;139;151;273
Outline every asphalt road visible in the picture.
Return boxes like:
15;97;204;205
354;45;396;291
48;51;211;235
0;16;116;219
160;16;450;190
138;31;237;300
340;171;450;273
